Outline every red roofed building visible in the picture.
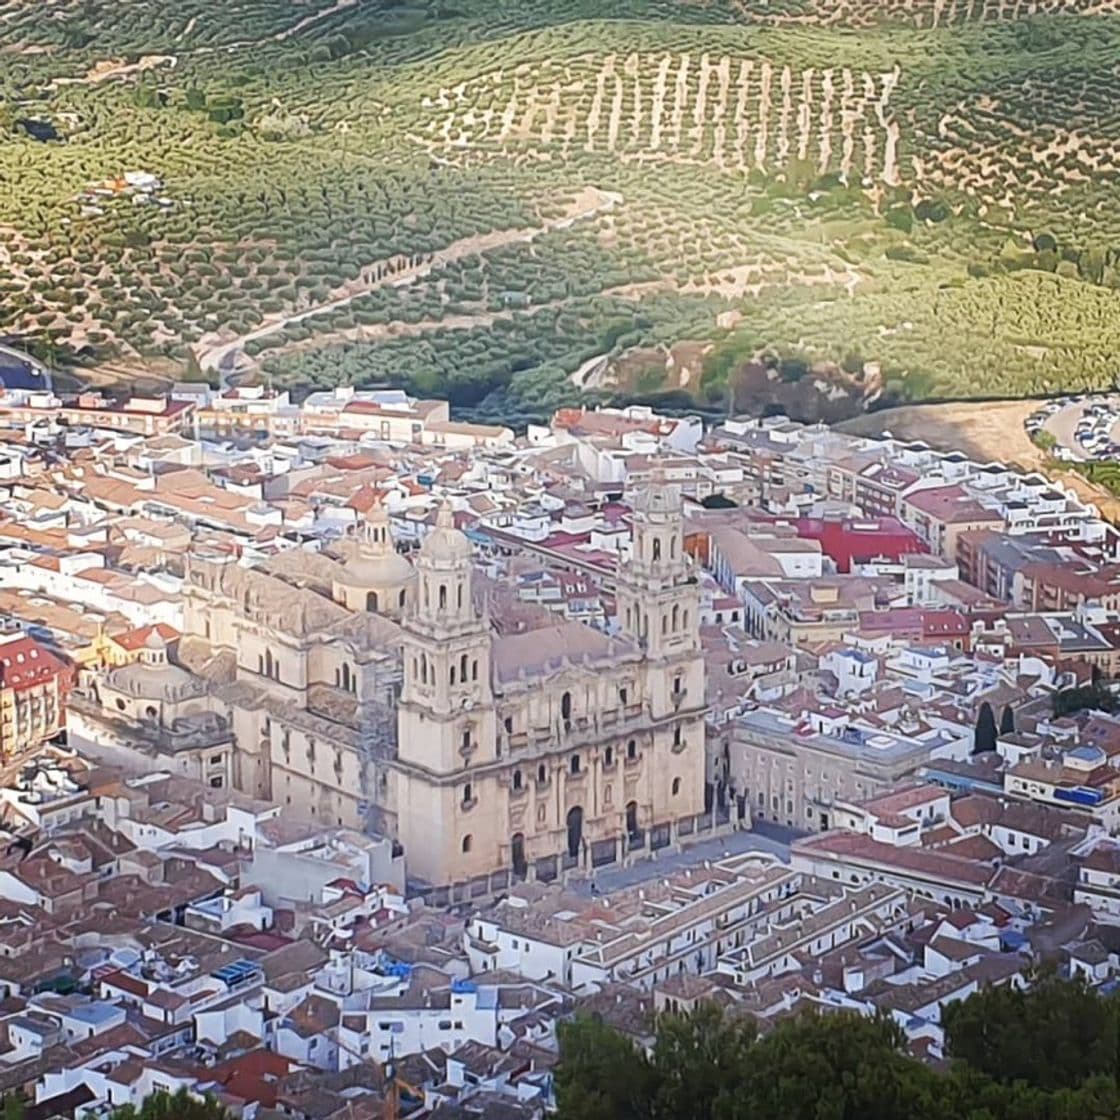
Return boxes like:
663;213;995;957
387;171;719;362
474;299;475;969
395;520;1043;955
210;1051;292;1108
796;516;927;573
901;486;1005;559
100;623;181;667
0;630;72;759
856;607;971;651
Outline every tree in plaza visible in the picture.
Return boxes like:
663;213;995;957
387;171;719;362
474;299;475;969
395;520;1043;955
112;1090;231;1120
972;700;998;753
999;704;1016;736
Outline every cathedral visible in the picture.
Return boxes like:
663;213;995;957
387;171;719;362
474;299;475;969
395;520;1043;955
73;476;709;891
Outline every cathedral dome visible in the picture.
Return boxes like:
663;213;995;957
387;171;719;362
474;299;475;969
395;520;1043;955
420;502;473;565
332;503;416;617
335;504;415;591
338;548;414;589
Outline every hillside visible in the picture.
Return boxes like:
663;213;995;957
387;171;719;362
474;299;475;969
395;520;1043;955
2;0;1120;421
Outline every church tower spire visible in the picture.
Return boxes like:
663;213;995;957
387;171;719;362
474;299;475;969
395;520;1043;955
617;467;699;659
394;500;497;884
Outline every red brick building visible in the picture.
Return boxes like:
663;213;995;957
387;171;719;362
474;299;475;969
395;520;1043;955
0;631;72;759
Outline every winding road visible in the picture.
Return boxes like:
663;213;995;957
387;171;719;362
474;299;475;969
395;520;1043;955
194;186;623;379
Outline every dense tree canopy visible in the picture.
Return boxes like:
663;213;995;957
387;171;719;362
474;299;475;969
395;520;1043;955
556;976;1120;1120
943;972;1120;1092
113;1091;230;1120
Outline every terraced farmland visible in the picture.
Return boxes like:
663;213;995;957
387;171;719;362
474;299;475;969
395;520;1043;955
0;0;1118;419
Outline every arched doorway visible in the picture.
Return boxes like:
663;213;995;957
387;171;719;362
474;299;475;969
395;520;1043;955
511;832;527;879
626;800;644;851
566;806;583;859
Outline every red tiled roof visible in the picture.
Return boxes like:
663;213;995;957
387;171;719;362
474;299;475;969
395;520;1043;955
327;453;383;471
111;623;180;652
212;1052;292;1108
100;969;149;998
0;635;69;692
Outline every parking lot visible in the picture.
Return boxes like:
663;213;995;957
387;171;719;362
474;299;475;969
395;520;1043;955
1027;394;1120;462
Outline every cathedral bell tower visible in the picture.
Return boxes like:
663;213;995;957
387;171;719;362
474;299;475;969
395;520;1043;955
394;502;497;885
616;467;706;823
616;467;699;660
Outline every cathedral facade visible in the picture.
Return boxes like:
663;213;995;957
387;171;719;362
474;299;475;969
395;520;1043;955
79;478;708;890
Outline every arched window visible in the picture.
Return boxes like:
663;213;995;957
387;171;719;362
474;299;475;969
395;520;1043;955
462;782;472;804
144;705;157;720
570;754;581;776
460;654;468;682
653;538;661;562
512;769;523;791
439;584;447;610
561;691;572;722
457;583;463;609
670;536;677;558
450;665;457;685
672;777;681;796
661;615;667;635
420;654;428;685
672;604;680;631
605;746;614;766
673;726;682;748
399;588;407;608
537;763;547;783
424;582;430;608
627;739;637;760
683;609;689;630
367;590;379;613
462;834;472;853
472;660;478;681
